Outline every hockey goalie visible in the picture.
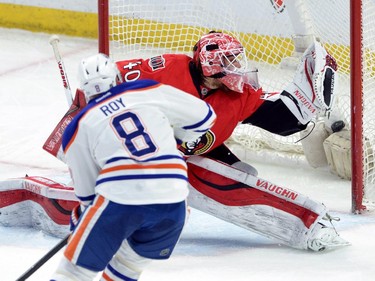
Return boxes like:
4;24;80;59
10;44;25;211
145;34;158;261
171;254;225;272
1;31;349;251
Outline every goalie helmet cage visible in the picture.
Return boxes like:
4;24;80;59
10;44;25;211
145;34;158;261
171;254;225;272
98;0;375;213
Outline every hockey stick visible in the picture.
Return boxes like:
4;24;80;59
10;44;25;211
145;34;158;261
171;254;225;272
49;35;73;106
16;234;69;281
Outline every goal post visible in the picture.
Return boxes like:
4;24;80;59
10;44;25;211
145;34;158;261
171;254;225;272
97;0;375;213
98;0;109;55
350;0;365;213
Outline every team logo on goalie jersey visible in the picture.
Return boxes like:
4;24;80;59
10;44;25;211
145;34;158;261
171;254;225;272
149;55;166;71
179;131;215;155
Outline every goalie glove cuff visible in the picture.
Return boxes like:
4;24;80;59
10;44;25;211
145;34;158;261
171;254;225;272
314;65;336;111
281;40;338;124
302;40;338;112
312;40;338;111
280;86;319;125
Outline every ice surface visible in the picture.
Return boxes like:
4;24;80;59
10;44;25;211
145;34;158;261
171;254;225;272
1;28;375;281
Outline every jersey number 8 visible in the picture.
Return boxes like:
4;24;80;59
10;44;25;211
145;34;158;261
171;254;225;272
112;112;157;157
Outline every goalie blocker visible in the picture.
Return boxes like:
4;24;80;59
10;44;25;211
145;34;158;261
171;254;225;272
43;89;86;161
186;156;349;251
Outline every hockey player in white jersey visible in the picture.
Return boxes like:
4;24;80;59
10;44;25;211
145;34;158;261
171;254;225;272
50;53;216;281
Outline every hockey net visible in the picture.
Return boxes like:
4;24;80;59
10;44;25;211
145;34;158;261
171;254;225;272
98;0;375;212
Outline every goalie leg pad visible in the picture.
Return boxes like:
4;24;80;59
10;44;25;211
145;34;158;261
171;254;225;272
300;120;330;168
231;161;258;176
0;176;78;238
187;158;322;249
186;156;347;250
323;130;352;180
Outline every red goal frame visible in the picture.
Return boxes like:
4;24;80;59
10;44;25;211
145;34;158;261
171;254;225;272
350;0;365;213
97;0;366;213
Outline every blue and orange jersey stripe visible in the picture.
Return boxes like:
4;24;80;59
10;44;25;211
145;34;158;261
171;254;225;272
62;80;161;153
64;195;107;262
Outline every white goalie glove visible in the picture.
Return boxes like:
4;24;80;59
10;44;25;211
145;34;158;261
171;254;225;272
280;40;338;125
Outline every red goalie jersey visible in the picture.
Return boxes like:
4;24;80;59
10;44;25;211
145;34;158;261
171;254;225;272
116;54;265;155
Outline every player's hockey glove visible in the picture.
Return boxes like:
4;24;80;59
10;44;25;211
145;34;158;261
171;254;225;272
70;204;83;231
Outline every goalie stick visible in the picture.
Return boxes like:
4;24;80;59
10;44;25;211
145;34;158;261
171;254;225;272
49;35;73;106
16;234;69;281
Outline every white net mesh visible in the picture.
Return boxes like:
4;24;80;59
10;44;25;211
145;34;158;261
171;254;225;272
104;0;375;204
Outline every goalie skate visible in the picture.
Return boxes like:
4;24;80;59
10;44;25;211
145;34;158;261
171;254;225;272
308;222;351;252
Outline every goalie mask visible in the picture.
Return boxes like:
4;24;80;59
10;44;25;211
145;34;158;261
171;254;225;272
193;32;251;93
78;53;119;101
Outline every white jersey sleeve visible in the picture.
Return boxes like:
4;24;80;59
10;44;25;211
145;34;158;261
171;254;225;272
156;84;216;143
62;80;216;206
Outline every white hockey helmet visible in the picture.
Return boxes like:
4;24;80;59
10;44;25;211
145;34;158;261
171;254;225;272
78;53;119;101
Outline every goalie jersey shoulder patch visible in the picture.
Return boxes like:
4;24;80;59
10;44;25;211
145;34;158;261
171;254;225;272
148;55;166;71
179;130;215;155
